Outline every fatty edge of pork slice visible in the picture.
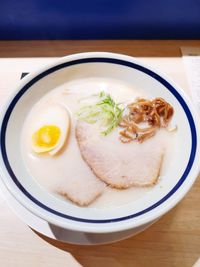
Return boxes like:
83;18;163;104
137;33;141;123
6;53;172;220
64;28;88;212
57;176;105;206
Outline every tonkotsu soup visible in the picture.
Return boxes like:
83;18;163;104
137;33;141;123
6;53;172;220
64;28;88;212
21;77;176;208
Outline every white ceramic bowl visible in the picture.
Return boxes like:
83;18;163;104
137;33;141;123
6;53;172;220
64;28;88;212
0;52;200;235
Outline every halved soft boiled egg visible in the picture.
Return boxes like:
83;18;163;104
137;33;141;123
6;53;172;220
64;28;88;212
31;104;70;156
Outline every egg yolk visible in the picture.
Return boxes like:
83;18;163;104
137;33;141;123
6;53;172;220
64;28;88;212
32;125;61;150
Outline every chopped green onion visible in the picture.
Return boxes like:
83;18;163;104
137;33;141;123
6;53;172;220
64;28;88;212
77;91;124;135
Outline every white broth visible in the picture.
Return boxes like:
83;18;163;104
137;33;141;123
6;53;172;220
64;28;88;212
21;77;175;208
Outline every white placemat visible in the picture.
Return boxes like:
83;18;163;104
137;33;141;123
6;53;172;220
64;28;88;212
181;47;200;111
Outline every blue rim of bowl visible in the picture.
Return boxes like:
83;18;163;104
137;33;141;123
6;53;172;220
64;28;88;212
0;57;197;223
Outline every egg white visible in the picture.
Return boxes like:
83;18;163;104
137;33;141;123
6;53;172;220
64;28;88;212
31;103;70;156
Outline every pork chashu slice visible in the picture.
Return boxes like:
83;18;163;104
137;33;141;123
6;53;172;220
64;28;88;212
76;121;166;189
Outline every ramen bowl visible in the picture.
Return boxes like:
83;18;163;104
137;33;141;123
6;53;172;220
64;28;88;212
0;52;200;242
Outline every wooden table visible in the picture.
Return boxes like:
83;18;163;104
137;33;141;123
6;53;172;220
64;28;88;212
0;40;200;267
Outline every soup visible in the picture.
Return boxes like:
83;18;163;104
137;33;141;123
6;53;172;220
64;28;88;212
21;77;175;208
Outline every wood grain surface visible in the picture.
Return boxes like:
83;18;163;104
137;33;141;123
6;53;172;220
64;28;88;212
0;40;200;267
0;40;200;57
